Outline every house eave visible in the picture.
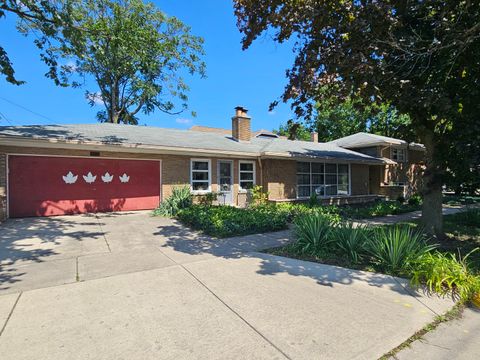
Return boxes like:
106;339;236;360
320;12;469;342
0;136;259;158
260;151;385;165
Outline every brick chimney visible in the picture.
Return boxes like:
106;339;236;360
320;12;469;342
232;106;251;142
310;131;318;143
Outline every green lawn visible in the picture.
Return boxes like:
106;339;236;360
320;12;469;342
400;210;480;272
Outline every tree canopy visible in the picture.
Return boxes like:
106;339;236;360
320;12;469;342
311;95;413;143
2;0;205;124
274;119;311;141
1;0;75;85
235;0;480;237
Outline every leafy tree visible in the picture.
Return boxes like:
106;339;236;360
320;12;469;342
0;0;76;85
274;119;311;141
310;96;413;142
22;0;206;124
234;0;480;237
3;0;205;124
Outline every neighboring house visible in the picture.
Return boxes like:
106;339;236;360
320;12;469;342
0;106;424;219
327;133;425;199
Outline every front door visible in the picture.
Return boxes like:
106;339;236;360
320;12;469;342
218;161;233;205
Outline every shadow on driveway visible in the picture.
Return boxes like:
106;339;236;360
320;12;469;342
0;215;105;291
155;220;417;298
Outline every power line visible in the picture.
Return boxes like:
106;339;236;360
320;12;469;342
0;111;15;126
0;96;55;122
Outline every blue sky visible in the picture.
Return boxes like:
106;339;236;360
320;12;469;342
0;0;296;131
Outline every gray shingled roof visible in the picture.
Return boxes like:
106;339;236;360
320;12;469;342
327;132;407;148
0;123;384;163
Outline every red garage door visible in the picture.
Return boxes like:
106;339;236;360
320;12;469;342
8;155;161;217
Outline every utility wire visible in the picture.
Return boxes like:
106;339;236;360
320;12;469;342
0;110;15;126
0;95;55;122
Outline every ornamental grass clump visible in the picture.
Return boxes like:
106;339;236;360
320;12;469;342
330;222;369;264
293;214;333;255
152;185;192;217
368;225;436;275
410;249;480;302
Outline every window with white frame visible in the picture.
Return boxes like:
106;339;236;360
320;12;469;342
391;148;406;162
239;161;255;191
296;162;350;198
190;159;211;192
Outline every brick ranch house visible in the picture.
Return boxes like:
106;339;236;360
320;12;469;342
0;106;424;220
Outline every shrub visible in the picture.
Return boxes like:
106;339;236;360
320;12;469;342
396;195;406;204
410;249;480;301
197;192;218;206
273;202;341;224
331;222;369;264
408;194;423;206
152;185;192;217
449;209;480;227
177;204;289;238
367;225;436;274
308;192;319;207
250;185;269;206
292;214;334;254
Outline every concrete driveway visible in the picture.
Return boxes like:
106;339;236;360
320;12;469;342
0;212;453;359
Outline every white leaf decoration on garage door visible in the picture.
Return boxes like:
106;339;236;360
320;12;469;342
101;172;114;183
62;171;78;184
83;172;97;184
119;173;130;183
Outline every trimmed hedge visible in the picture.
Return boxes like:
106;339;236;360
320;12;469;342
177;205;289;238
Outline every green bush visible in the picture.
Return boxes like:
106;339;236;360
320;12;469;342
292;214;334;254
197;192;218;206
275;202;341;224
330;223;369;264
152;185;192;217
410;249;480;301
408;194;423;206
308;192;319;207
339;200;421;219
367;225;436;274
177;204;289;238
250;185;269;206
449;209;480;227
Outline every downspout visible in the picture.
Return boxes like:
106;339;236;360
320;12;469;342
257;157;263;191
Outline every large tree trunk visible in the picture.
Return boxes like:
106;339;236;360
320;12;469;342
421;129;444;238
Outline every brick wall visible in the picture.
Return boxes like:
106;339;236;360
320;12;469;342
377;146;424;197
261;159;297;200
378;186;406;200
0;153;6;221
350;164;369;195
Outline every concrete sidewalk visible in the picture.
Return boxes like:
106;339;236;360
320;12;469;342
395;307;480;360
0;211;456;359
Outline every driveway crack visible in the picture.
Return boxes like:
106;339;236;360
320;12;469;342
0;292;22;338
95;214;111;252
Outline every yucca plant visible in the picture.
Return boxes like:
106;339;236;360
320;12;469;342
152;185;192;217
331;222;369;264
368;225;436;274
410;249;480;301
293;214;333;255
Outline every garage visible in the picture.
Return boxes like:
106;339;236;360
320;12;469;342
8;155;161;217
